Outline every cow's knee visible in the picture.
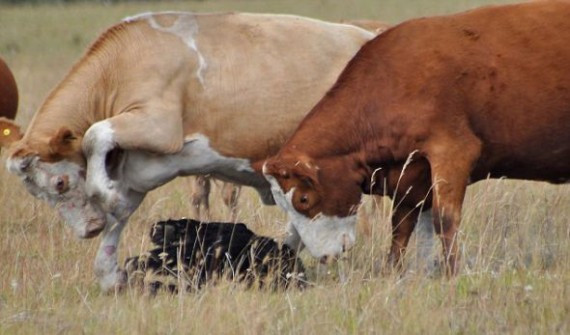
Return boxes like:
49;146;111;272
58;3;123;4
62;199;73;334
83;121;119;207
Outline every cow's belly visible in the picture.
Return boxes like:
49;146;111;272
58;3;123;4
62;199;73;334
122;133;268;193
471;146;570;184
184;91;319;161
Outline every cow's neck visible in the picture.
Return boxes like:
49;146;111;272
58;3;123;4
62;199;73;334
31;73;106;140
287;87;389;166
26;47;120;146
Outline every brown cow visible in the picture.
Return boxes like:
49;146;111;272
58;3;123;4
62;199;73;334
0;118;22;147
6;12;374;291
262;1;570;274
0;57;18;120
0;57;21;148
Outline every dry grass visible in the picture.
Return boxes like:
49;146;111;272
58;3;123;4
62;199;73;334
1;0;569;334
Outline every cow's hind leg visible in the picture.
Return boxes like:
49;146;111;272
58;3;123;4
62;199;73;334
221;182;241;222
425;133;481;276
191;175;211;221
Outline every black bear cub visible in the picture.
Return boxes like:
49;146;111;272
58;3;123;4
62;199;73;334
125;218;305;293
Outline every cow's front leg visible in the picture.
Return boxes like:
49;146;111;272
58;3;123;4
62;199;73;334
94;215;128;292
387;205;420;270
426;133;481;276
190;175;211;221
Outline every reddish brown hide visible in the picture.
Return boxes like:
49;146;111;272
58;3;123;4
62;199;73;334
262;1;570;275
0;57;21;147
0;57;18;120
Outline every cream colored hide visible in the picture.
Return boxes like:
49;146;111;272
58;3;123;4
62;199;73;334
187;19;390;223
6;12;374;291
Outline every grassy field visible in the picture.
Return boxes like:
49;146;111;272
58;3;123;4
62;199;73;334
1;0;569;334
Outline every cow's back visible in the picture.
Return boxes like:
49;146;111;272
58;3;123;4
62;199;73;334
22;12;373;162
343;1;570;181
56;13;374;161
182;13;373;160
0;57;18;120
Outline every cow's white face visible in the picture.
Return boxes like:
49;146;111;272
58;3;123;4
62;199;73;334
7;153;107;239
263;160;359;260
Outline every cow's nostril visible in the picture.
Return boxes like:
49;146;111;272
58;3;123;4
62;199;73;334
320;255;338;265
84;226;104;239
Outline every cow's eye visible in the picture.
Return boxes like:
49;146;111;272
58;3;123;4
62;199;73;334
20;160;31;172
300;194;309;204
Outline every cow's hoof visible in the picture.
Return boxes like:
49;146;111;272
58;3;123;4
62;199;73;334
99;268;128;294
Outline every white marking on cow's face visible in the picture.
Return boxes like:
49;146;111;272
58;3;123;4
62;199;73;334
6;155;107;238
127;12;207;86
264;172;357;258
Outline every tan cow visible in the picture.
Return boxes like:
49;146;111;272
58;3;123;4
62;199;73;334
341;19;390;35
6;12;374;291
190;175;241;222
262;1;570;274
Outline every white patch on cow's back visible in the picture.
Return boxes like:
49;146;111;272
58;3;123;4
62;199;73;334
133;13;208;86
264;172;357;258
122;12;153;23
121;11;187;23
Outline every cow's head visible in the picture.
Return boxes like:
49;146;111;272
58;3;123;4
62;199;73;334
6;127;107;239
0;117;22;148
262;151;363;260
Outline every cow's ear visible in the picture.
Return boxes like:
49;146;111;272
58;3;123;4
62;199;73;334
262;159;289;178
49;127;77;156
0;117;22;146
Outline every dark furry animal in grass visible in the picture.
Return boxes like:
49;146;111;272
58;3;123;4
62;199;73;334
124;219;306;293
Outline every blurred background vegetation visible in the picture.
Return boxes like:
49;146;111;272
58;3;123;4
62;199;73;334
2;1;567;334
